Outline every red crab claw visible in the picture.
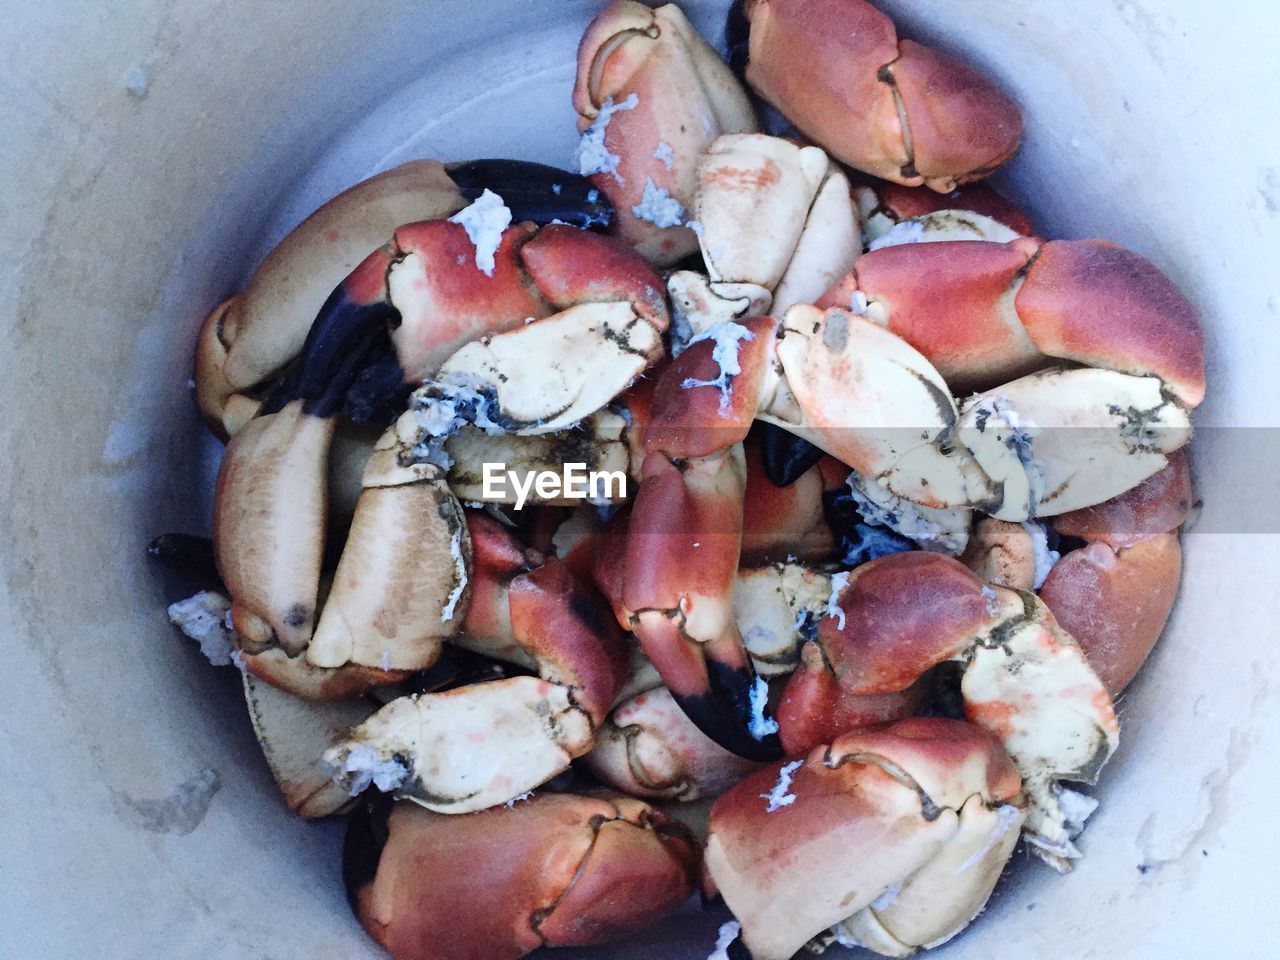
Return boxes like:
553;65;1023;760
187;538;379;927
705;718;1025;960
196;159;612;438
852;177;1034;244
323;556;629;813
345;792;699;960
1039;450;1193;694
784;551;1118;869
741;0;1023;191
608;316;786;760
574;0;757;266
585;685;766;802
816;237;1206;403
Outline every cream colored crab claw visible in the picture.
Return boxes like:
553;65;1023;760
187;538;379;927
214;399;331;657
435;300;664;435
306;426;470;672
962;589;1118;870
764;304;988;508
584;685;764;802
326;557;627;812
324;677;594;814
668;134;859;338
958;367;1193;521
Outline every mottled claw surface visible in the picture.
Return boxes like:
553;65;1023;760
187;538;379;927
346;793;699;960
705;718;1025;960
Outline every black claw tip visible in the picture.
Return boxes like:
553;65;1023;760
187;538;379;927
447;159;614;231
757;422;825;487
260;283;401;420
674;660;782;762
343;792;394;915
726;0;751;83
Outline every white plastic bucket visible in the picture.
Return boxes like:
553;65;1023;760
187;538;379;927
2;1;1278;956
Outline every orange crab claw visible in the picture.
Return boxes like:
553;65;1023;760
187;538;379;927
741;0;1023;191
705;717;1025;960
818;237;1207;403
1039;452;1193;694
345;793;699;960
853;177;1034;243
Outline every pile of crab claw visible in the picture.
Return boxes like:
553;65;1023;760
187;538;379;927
157;2;1204;959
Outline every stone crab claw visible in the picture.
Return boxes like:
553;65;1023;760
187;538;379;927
574;0;757;266
345;792;699;960
739;0;1024;191
1039;450;1193;694
323;553;628;813
667;134;860;338
782;550;1118;871
213;204;668;698
815;236;1206;402
704;717;1026;960
585;684;766;802
195;159;612;439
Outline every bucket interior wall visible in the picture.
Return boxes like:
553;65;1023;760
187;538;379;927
1;1;1278;956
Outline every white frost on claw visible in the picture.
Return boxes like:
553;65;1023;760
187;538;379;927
168;591;235;667
680;322;755;416
870;880;904;911
955;804;1024;874
849;290;869;315
631;177;686;227
747;676;779;740
653;141;675;171
981;585;1002;616
846;472;969;555
1058;787;1099;835
707;921;742;960
441;527;469;622
868;217;927;251
1021;521;1061;590
334;744;410;795
832;925;866;949
380;650;391;672
409;375;511;470
974;393;1047;514
505;791;534;808
448;189;512;277
576;93;640;182
761;759;805;813
825;571;850;630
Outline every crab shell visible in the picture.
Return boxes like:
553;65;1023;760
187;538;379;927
574;0;758;265
741;0;1023;191
705;717;1025;960
346;793;700;960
